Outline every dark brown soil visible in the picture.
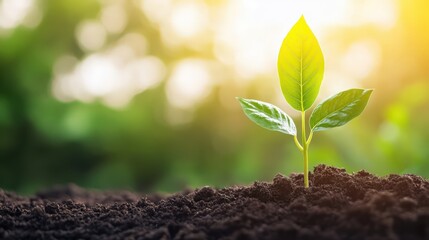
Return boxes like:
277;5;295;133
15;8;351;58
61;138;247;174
1;165;429;240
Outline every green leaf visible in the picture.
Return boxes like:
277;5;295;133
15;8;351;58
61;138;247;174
278;15;324;111
237;97;297;136
309;89;373;131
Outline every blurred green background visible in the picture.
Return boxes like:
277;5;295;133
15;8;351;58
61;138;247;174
0;0;428;194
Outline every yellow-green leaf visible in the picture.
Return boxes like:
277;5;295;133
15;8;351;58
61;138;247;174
237;97;297;136
309;89;373;131
278;16;324;111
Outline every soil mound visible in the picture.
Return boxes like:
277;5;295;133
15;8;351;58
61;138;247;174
1;165;429;239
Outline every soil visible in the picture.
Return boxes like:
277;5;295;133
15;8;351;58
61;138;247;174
1;165;429;240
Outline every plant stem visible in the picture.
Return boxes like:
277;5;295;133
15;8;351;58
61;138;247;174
303;143;309;188
301;111;309;188
294;135;303;151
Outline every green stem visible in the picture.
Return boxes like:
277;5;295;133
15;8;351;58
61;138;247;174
306;131;313;146
303;145;309;188
301;111;309;188
294;135;303;152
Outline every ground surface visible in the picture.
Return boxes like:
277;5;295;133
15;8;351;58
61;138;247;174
1;165;429;240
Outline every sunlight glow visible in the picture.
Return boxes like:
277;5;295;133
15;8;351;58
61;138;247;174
52;0;398;109
52;49;166;108
348;0;397;29
76;20;107;51
79;55;119;96
100;4;127;34
0;0;38;30
130;57;166;91
341;40;381;80
117;33;148;56
140;0;172;24
166;59;213;110
213;0;396;83
170;2;208;38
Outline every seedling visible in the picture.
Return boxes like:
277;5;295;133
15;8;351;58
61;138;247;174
237;16;372;188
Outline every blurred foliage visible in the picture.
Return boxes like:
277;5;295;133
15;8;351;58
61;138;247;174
0;0;428;194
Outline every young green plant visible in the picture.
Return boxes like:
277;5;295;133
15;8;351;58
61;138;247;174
237;16;373;188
